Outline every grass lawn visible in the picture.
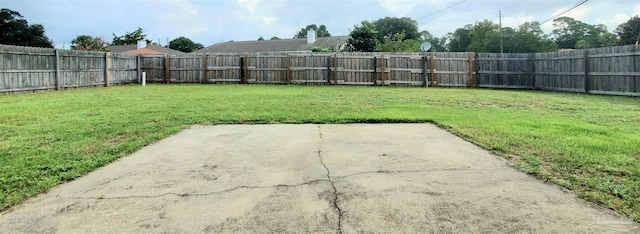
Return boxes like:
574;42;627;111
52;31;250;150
1;84;639;221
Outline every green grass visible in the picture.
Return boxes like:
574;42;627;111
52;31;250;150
1;85;639;221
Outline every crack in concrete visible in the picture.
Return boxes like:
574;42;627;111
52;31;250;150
317;125;343;234
57;179;329;200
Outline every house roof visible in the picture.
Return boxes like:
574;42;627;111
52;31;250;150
107;44;184;54
122;48;165;54
195;36;349;53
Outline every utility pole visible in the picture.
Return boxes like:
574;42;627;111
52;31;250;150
499;10;504;54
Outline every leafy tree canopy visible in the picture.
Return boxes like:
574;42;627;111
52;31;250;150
468;20;500;52
294;24;331;38
615;15;640;45
376;33;421;52
446;24;473;52
71;35;108;51
112;27;150;45
373;17;420;42
552;17;616;49
0;8;53;48
346;21;379;52
168;36;204;53
511;21;557;52
270;36;281;40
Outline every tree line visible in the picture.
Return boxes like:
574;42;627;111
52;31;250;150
2;7;639;53
345;15;639;52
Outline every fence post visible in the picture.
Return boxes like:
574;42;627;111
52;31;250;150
242;54;248;84
380;54;386;86
164;55;171;84
54;49;61;90
136;55;142;84
430;52;436;87
104;52;111;87
530;53;536;90
584;50;590;93
468;53;475;88
373;56;378;86
634;45;639;94
202;55;208;84
287;54;292;85
422;55;427;87
474;53;480;88
238;56;243;84
325;56;331;85
333;53;338;85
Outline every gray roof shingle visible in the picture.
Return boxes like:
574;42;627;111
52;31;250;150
106;44;184;54
195;36;349;53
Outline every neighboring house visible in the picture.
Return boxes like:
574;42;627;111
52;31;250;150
195;30;348;53
107;40;185;54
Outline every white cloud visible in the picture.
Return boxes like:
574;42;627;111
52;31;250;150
237;0;261;14
596;13;629;31
501;15;535;29
378;0;419;16
152;0;209;37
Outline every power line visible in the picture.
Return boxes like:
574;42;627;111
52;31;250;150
541;0;588;24
416;0;467;21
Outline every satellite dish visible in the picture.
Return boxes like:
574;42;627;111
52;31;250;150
420;42;432;52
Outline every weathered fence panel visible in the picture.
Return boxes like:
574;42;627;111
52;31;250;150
433;52;474;87
478;53;532;89
534;49;586;92
110;53;138;84
289;54;331;85
140;55;165;83
0;45;138;93
586;45;640;96
167;54;202;83
0;45;56;92
58;50;105;88
206;54;241;83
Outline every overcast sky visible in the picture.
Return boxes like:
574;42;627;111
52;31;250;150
2;0;640;49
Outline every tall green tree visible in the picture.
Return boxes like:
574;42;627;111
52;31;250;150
71;35;108;51
168;36;204;53
0;8;53;48
112;27;149;45
552;17;616;49
346;21;378;52
294;24;331;38
270;36;281;40
615;16;640;45
377;33;421;52
446;24;473;52
373;17;420;42
510;22;557;52
468;20;500;52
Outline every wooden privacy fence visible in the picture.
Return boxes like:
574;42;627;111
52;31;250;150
477;45;640;96
0;44;139;93
2;44;639;96
140;52;477;87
